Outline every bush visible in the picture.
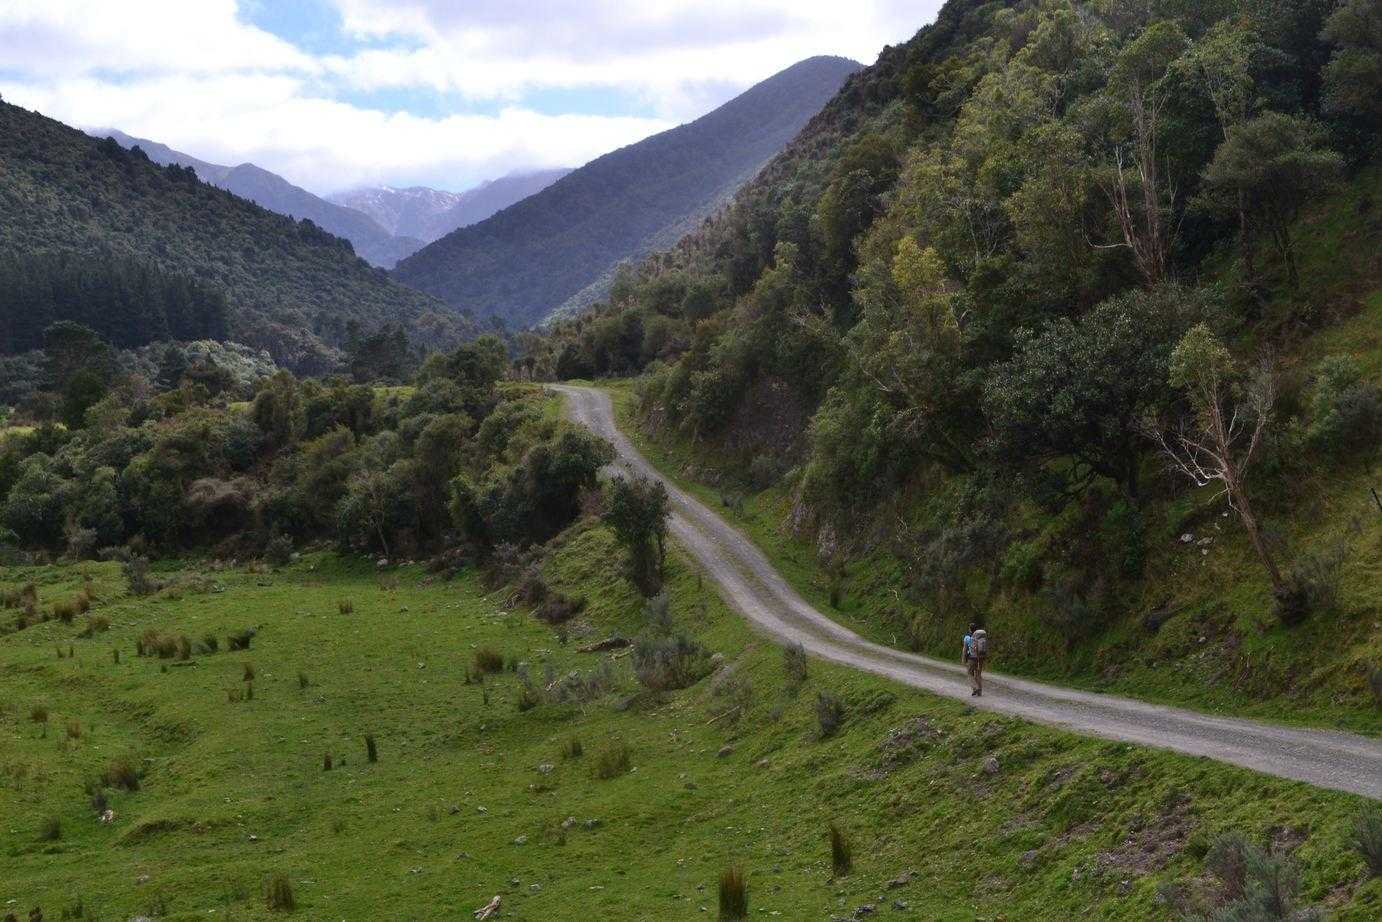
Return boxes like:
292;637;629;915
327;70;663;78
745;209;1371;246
1162;832;1320;920
816;691;846;739
30;704;48;724
718;866;747;920
77;615;109;637
138;628;177;659
472;647;504;675
535;592;586;624
782;642;807;689
297;671;309;690
338;599;354;615
592;739;631;779
64;719;80;740
176;635;192;660
123;555;154;596
1275;537;1353;625
264;533;294;568
560;736;583;760
200;634;219;654
323;752;332;772
228;629;254;651
242;662;255;681
1354;805;1382;878
365;734;378;763
709;673;754;725
829;822;852;877
264;874;295;912
51;599;77;624
633;632;712;692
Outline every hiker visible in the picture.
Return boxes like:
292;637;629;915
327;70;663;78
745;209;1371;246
962;622;988;697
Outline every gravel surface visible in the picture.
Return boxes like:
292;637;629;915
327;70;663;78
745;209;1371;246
554;385;1382;799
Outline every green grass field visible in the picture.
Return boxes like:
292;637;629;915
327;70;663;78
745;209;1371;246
2;525;1378;919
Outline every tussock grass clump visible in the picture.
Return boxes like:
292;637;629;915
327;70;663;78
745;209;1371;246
829;822;852;877
816;691;846;739
337;599;354;615
227;629;254;651
242;662;255;682
516;680;544;712
51;599;78;624
38;814;62;841
592;739;631;780
548;661;616;705
560;736;583;760
200;634;219;654
297;671;309;690
102;757;141;791
323;753;332;772
782;642;807;690
718;866;747;920
138;628;177;659
472;647;504;675
77;615;109;638
30;704;48;724
365;734;378;763
64;719;81;740
264;873;295;912
176;635;192;660
1354;805;1382;878
709;673;754;726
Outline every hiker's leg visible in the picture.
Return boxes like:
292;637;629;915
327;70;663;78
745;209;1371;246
967;659;979;693
975;659;984;695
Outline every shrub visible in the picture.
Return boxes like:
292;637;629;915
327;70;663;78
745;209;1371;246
709;673;754;725
1162;832;1320;920
337;599;354;615
1275;536;1353;625
228;629;254;651
103;757;141;791
64;720;80;740
264;874;295;912
200;634;219;654
829;822;852;877
782;642;807;689
547;660;617;705
264;533;294;568
242;662;255;681
365;734;378;763
124;555;154;596
718;867;747;920
323;753;332;772
633;632;712;692
816;691;846;739
592;739;631;779
560;736;583;760
516;679;544;712
176;635;192;660
535;592;586;624
138;628;177;659
38;815;61;841
297;671;309;690
75;588;92;614
472;647;504;674
30;704;48;724
1354;805;1382;878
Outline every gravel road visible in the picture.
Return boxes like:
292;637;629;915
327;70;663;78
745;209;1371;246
554;385;1382;799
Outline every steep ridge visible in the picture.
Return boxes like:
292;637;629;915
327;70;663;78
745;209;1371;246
2;103;472;370
392;56;862;328
95;129;422;268
333;170;573;243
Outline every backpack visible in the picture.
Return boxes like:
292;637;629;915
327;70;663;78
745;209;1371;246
971;629;989;660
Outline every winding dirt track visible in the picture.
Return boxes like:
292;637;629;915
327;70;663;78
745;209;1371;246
554;385;1382;799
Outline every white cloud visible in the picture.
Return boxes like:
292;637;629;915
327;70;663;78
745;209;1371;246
0;1;940;193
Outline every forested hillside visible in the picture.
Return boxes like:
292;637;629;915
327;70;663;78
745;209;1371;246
536;0;1382;720
392;56;862;329
98;130;424;268
0;101;476;372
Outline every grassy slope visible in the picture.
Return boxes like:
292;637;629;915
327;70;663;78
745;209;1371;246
1;534;1378;919
605;170;1382;736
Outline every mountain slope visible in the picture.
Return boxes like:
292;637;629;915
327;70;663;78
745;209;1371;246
96;129;423;268
3;102;472;371
330;170;571;243
392;56;862;328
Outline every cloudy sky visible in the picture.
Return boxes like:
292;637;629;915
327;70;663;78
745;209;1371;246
0;1;938;195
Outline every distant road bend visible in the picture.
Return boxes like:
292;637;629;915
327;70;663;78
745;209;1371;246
554;385;1382;799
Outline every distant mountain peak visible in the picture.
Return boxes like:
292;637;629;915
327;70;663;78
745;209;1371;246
392;55;862;328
